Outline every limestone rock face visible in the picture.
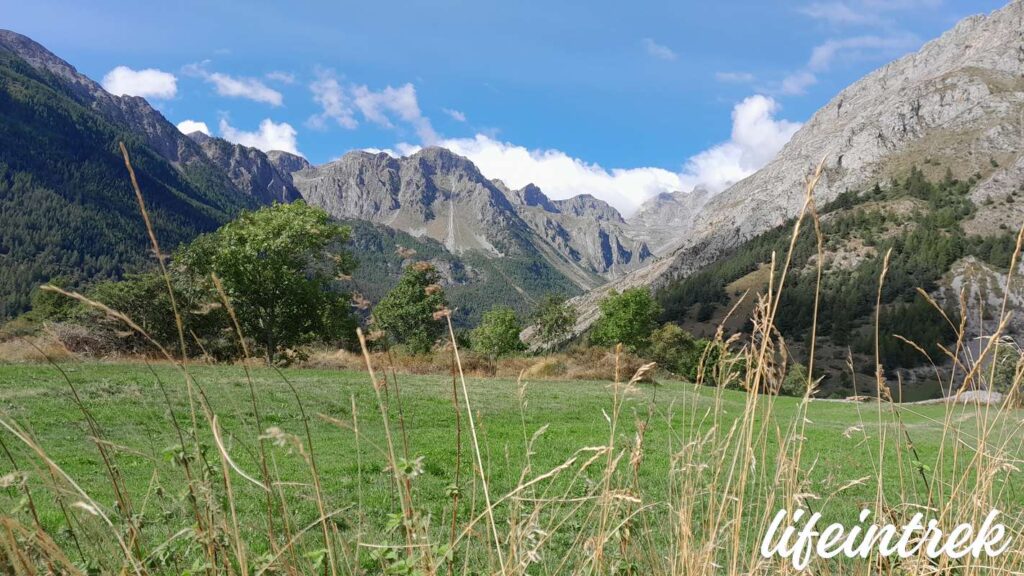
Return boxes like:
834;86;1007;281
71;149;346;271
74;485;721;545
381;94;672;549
500;186;653;279
293;148;524;255
293;147;655;287
546;0;1024;343
627;187;712;254
188;133;302;205
266;150;311;177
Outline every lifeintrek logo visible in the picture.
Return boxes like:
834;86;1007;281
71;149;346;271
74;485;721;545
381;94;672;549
760;508;1011;570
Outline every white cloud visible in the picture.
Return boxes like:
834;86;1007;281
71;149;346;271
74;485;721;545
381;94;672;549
772;31;917;97
184;63;283;106
808;33;918;71
715;71;756;83
206;72;283;106
102;66;177;99
798;0;941;26
783;2;925;99
219;118;300;155
678;95;801;193
360;147;400;157
443;108;467;122
389;95;799;215
779;71;818;95
266;71;296;84
424;136;683;214
307;71;438;143
308;72;358;129
176;119;210;135
352;83;438;143
798;2;877;25
642;38;677;61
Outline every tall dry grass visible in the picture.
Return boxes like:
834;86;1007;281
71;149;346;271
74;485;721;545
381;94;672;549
1;148;1023;575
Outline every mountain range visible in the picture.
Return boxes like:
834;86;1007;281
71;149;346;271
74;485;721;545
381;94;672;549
1;0;1022;360
551;0;1024;345
0;28;669;322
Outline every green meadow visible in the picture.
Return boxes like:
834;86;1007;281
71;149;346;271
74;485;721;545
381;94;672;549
2;361;1021;573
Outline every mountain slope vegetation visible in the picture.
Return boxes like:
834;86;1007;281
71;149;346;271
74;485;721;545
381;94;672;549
657;168;1018;395
341;219;581;326
0;47;257;317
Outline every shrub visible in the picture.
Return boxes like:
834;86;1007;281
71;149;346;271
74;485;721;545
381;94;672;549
531;293;577;348
373;263;448;355
989;341;1023;405
779;362;809;396
649;324;705;381
471;306;525;358
590;288;661;352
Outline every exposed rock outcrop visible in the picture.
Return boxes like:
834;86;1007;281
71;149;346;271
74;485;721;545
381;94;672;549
544;0;1024;344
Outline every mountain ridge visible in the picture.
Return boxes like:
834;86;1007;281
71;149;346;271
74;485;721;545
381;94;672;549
290;146;657;289
544;0;1024;344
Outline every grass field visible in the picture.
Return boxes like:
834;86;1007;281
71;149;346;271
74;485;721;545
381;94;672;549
2;360;1023;574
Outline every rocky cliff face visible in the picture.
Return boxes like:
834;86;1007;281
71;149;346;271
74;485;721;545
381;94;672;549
496;185;654;278
546;0;1024;343
267;150;311;177
293;147;654;288
626;187;712;254
188;132;303;204
293;148;529;254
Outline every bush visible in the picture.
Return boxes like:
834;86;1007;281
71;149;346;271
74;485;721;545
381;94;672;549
590;288;661;352
649;324;706;381
989;341;1022;404
373;263;448;355
531;293;577;348
779;362;809;396
471;306;525;358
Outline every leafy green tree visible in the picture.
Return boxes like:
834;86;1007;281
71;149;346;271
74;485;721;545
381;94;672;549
649;323;706;380
590;288;662;352
531;293;577;347
373;263;448;354
176;201;355;363
472;306;525;357
91;272;188;353
779;362;809;396
25;277;80;322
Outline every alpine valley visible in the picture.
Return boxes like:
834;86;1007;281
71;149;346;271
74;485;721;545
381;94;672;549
1;0;1023;397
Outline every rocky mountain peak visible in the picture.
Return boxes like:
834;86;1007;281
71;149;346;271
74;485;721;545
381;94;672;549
504;183;559;212
0;29;265;202
187;133;303;204
0;29;103;100
408;146;482;177
543;0;1024;345
267;150;311;176
552;194;624;223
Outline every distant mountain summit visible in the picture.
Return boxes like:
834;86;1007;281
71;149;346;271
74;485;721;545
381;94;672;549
292;147;655;289
187;132;304;204
627;186;712;254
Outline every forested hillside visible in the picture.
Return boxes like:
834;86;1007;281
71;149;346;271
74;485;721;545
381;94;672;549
657;168;1018;394
344;220;581;326
0;47;255;318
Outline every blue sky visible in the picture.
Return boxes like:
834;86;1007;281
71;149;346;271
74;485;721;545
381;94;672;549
2;0;1009;213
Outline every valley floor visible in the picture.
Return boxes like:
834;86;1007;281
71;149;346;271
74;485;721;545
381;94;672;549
1;361;1022;573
